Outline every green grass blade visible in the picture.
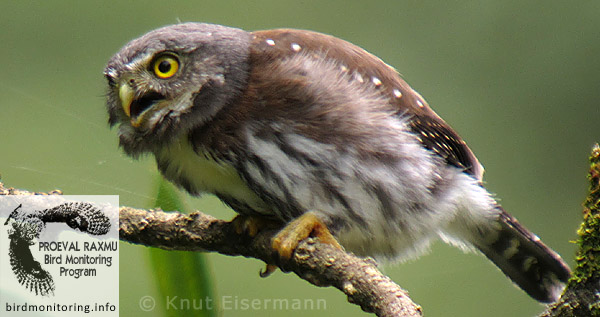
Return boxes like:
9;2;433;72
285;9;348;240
147;176;217;317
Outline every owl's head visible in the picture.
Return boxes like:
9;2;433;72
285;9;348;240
104;23;251;156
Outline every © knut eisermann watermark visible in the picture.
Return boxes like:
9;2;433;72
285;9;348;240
0;195;119;317
138;294;327;312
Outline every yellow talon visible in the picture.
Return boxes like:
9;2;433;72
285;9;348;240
272;212;343;260
231;213;342;277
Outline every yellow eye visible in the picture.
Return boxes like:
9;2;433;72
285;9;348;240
152;54;179;79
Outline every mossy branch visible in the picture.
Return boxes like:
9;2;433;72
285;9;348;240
541;144;600;316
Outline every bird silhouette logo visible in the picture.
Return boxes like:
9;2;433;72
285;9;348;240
4;202;111;296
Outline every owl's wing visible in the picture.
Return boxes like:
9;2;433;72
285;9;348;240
407;115;482;179
249;29;484;181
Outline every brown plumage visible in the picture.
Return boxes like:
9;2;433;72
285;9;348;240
105;23;570;303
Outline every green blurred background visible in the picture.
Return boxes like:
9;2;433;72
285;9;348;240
1;1;598;316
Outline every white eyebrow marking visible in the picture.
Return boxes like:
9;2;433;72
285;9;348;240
266;39;275;46
291;43;301;52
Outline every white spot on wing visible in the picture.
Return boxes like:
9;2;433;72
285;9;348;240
291;43;301;52
266;39;275;46
393;89;402;98
412;89;427;108
371;76;382;87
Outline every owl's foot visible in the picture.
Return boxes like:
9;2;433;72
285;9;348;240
231;215;282;278
272;211;342;261
231;214;281;237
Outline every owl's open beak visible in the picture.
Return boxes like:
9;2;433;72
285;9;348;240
118;83;165;128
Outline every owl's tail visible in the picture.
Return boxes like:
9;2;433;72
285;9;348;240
473;206;571;303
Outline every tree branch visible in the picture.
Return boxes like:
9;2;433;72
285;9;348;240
0;182;422;317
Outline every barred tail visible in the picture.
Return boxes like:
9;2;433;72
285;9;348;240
475;207;571;303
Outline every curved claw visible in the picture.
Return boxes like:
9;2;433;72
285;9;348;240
259;264;278;278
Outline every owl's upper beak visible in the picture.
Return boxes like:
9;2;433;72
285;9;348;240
119;83;135;118
118;81;165;128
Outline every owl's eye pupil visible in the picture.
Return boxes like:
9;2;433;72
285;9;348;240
152;54;180;79
158;61;171;74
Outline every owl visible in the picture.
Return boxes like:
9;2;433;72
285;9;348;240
104;23;570;302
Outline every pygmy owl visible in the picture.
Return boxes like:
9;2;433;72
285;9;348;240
104;23;570;302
